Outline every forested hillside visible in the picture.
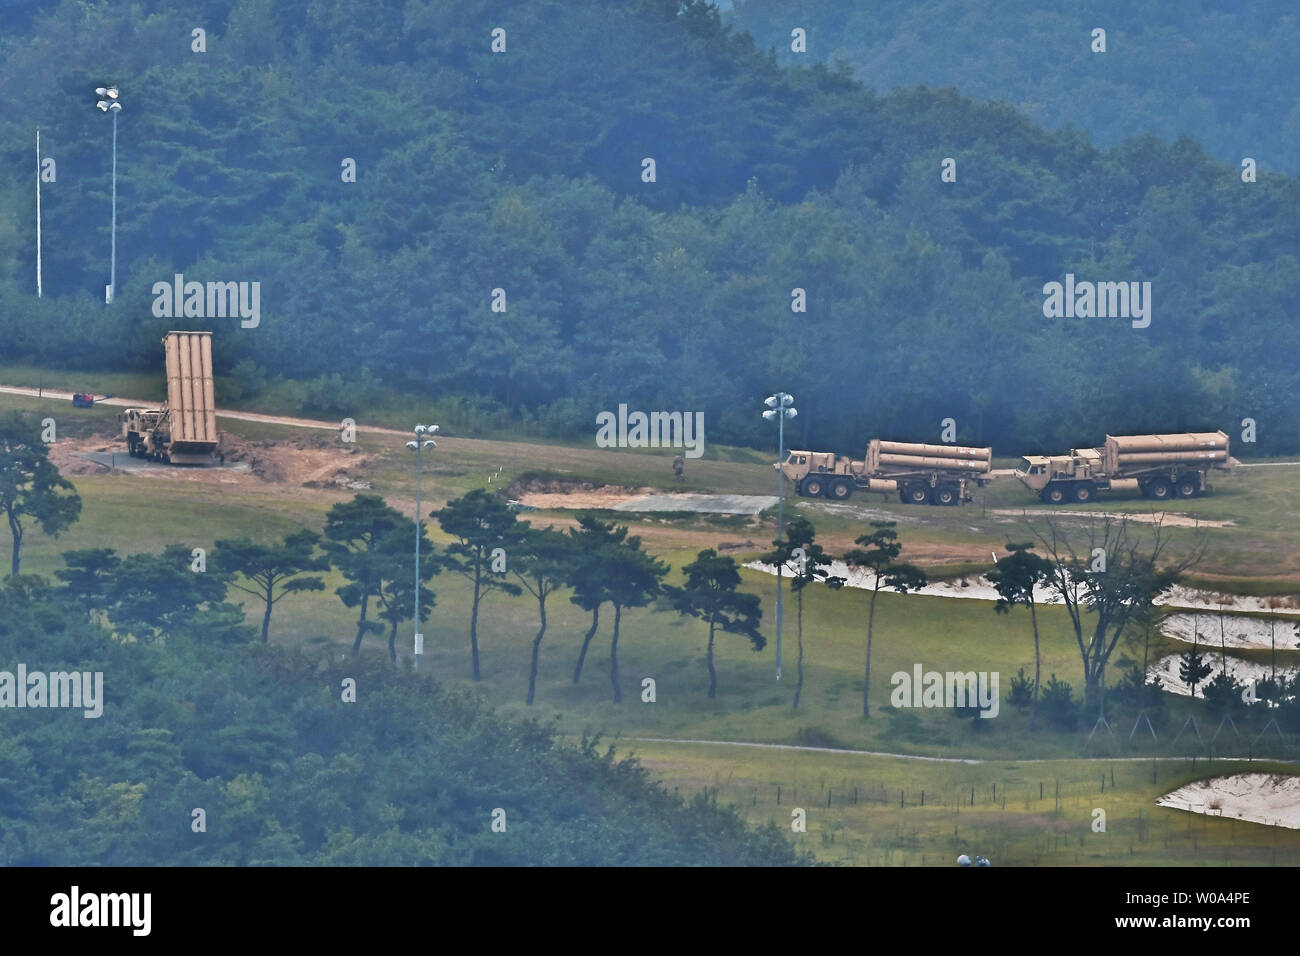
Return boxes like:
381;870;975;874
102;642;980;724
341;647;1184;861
1;0;1297;454
0;570;804;865
728;0;1300;174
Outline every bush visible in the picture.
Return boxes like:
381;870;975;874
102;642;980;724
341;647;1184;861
1039;674;1078;730
881;709;925;741
792;726;843;749
221;359;268;402
1202;671;1244;717
1108;665;1166;719
1006;667;1035;712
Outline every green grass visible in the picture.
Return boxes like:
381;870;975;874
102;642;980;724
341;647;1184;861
0;363;164;402
6;391;1300;865
612;743;1300;866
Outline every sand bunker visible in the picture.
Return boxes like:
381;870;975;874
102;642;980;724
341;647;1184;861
1162;613;1299;651
744;563;1300;619
1146;653;1297;698
1163;585;1300;615
1158;774;1300;829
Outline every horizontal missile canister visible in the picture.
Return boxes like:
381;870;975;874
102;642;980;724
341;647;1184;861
1113;450;1229;466
1104;431;1230;475
875;453;991;472
873;440;992;462
868;439;994;476
163;331;218;459
1106;431;1229;454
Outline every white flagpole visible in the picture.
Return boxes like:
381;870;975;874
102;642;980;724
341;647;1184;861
36;129;42;297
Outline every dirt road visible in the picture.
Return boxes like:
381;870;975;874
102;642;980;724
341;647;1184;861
0;385;407;436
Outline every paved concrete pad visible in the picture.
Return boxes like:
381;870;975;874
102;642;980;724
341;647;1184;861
78;452;250;473
612;493;778;515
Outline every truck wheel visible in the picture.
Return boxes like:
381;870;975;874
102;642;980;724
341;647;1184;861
1073;483;1095;503
904;484;931;505
1041;483;1068;505
1175;475;1199;498
933;484;958;506
800;476;826;498
830;478;853;500
1146;478;1172;501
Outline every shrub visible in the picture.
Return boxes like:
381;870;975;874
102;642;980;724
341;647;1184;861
1040;673;1078;730
1006;667;1035;712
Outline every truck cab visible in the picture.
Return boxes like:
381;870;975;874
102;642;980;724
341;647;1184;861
1014;455;1053;493
776;450;830;483
778;450;861;499
1015;449;1104;503
118;408;167;460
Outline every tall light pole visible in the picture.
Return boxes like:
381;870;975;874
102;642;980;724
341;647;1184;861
406;424;438;670
763;392;797;680
36;129;42;298
94;86;121;303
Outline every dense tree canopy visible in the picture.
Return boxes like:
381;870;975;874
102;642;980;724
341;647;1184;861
729;0;1300;174
0;569;808;865
1;0;1296;458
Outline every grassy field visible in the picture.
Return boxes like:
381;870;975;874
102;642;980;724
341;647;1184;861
5;389;1300;864
614;744;1300;866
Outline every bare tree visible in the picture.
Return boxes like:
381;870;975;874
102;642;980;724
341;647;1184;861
1025;514;1204;715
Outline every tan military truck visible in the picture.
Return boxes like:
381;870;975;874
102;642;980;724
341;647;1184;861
118;331;218;465
778;440;993;506
1015;431;1231;504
